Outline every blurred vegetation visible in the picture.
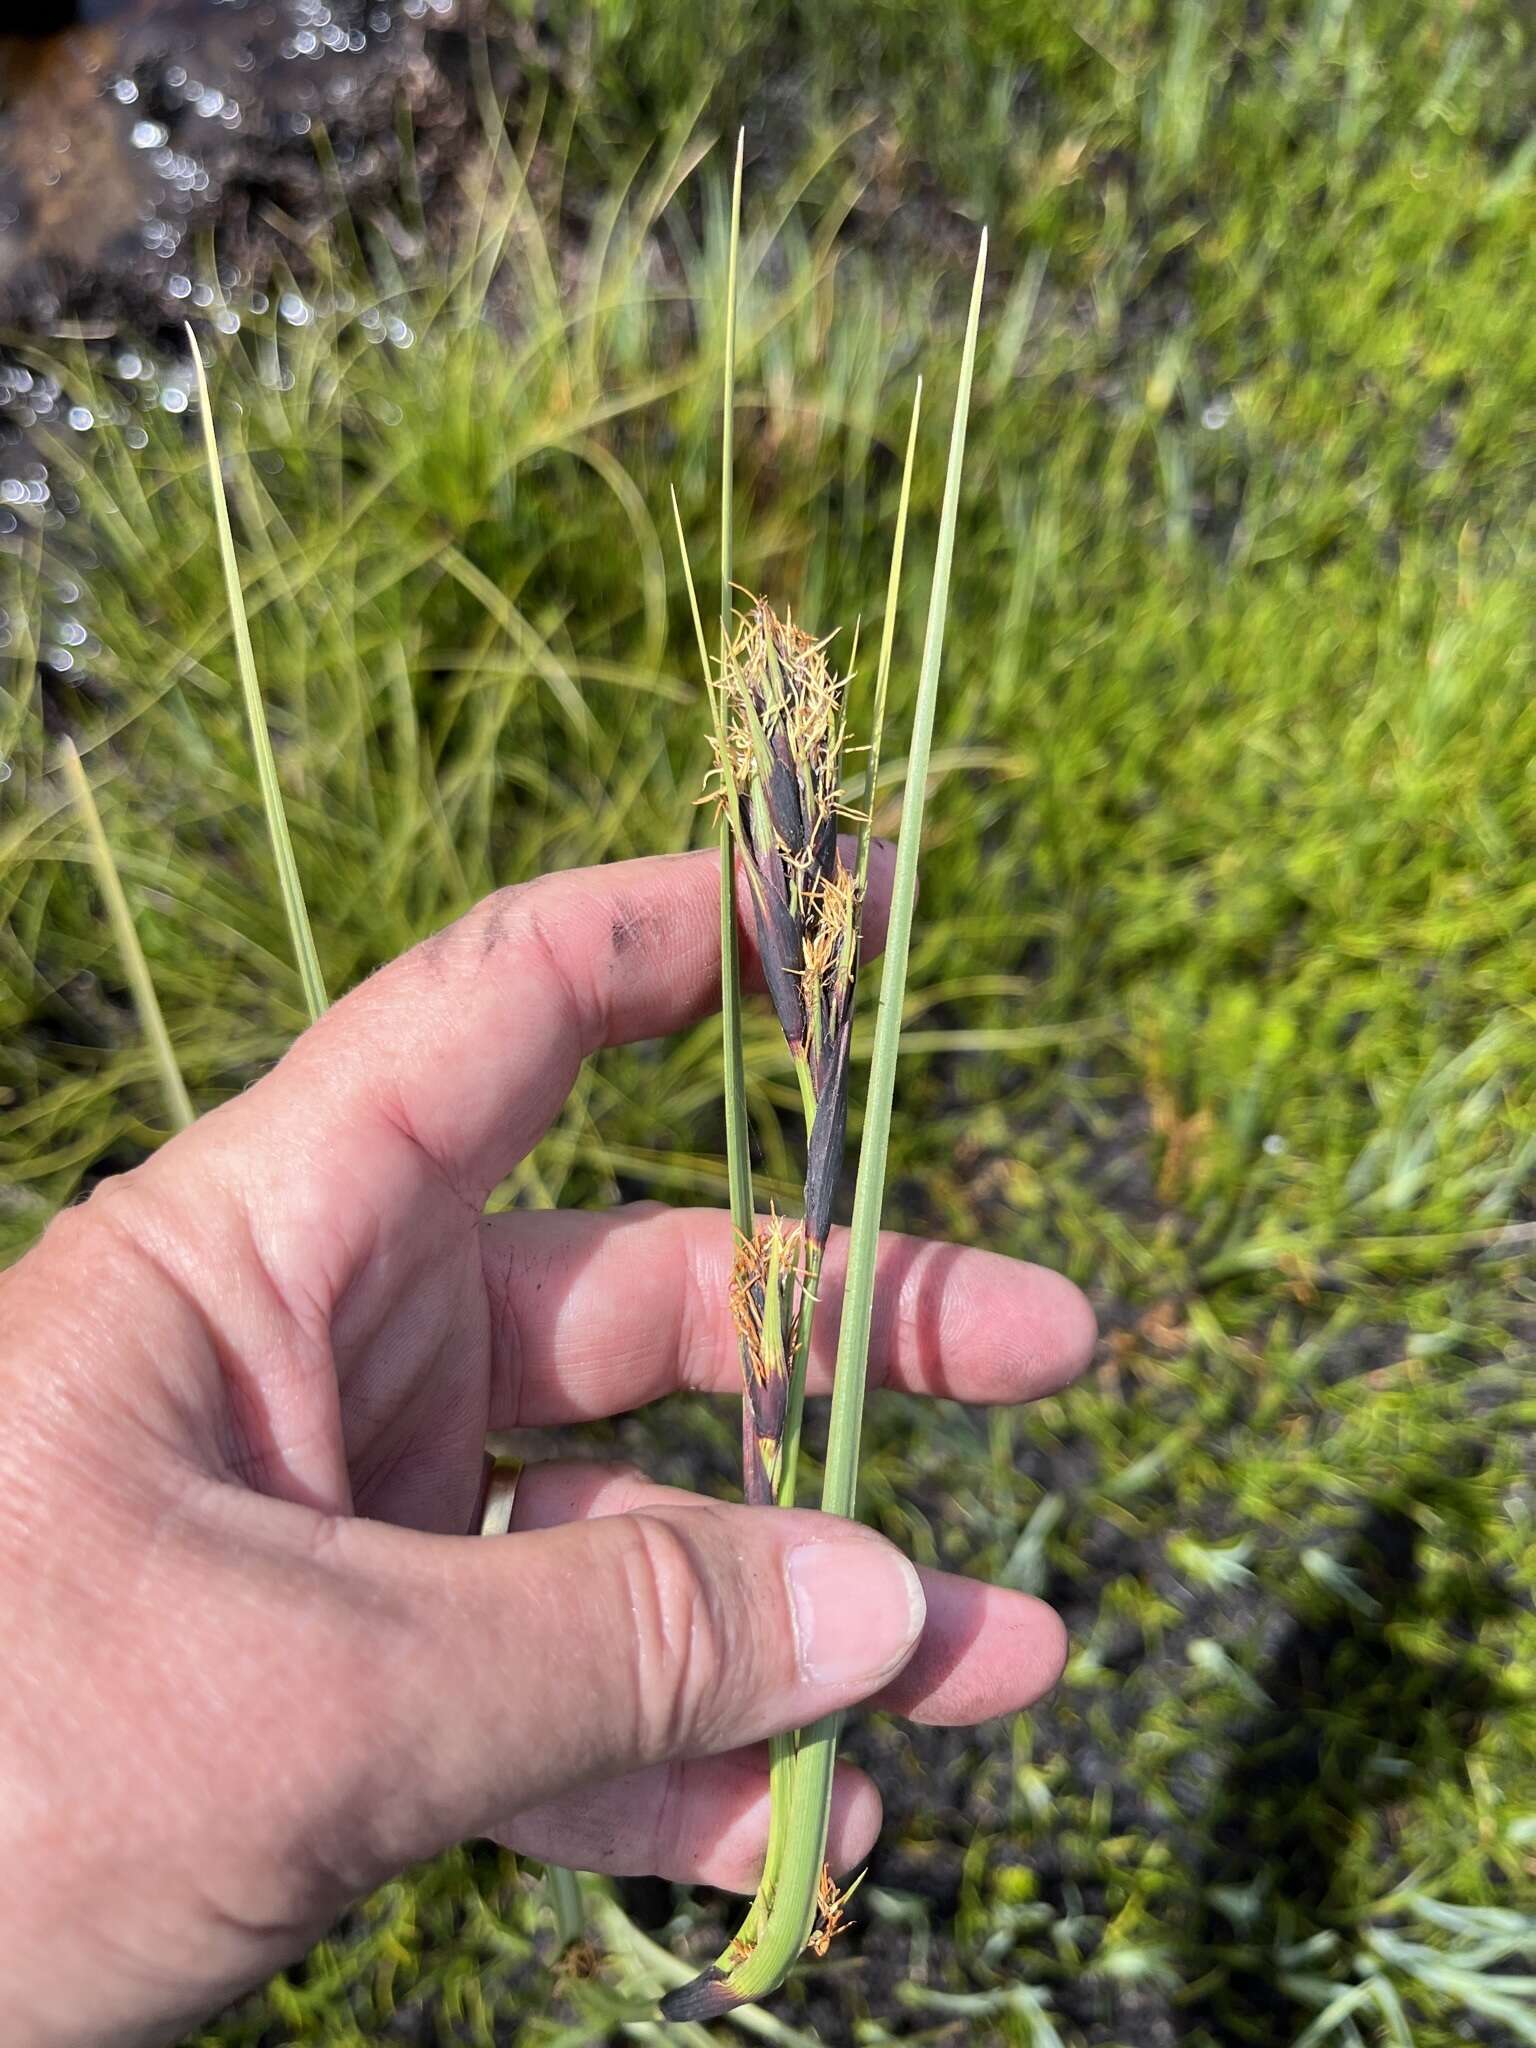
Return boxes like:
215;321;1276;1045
2;0;1534;2042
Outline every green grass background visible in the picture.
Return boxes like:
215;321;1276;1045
2;1;1534;2041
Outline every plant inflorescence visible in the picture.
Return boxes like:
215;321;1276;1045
663;145;986;2018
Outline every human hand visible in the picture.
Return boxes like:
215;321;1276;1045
0;847;1095;2045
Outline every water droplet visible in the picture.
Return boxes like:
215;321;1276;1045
131;121;169;151
1262;1133;1285;1157
112;78;139;106
214;309;241;335
279;292;311;327
167;275;193;301
125;426;149;450
45;647;73;672
161;387;189;415
1201;396;1233;431
116;352;144;380
57;621;87;647
0;761;12;785
67;406;94;432
0;479;25;505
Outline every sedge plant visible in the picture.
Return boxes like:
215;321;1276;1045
663;148;987;2016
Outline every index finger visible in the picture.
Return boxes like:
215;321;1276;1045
201;838;894;1208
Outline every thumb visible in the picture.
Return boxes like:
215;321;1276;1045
335;1502;926;1871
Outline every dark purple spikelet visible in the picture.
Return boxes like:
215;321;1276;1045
716;600;864;1250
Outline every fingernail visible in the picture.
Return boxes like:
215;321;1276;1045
788;1533;926;1689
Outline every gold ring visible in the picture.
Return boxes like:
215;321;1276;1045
479;1454;524;1537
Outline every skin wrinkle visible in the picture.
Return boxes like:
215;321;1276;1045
625;1515;732;1764
478;896;509;958
83;1205;268;1485
112;1203;344;1508
674;1207;719;1397
371;1081;488;1225
506;879;617;1066
483;1215;528;1429
651;1752;691;1877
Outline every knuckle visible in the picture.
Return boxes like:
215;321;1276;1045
478;878;602;1045
613;1513;739;1763
73;1166;154;1246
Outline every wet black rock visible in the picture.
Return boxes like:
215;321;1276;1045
0;0;495;340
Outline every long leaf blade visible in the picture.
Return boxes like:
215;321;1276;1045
188;328;328;1023
856;377;922;901
717;135;753;1245
59;739;195;1133
824;232;985;1518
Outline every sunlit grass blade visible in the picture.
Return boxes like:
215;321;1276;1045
823;237;986;1519
717;130;753;1245
662;231;988;2022
58;738;195;1134
721;130;744;649
856;378;922;900
188;327;328;1024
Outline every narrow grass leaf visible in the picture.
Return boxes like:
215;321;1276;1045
715;131;753;1242
58;738;195;1133
856;377;921;900
824;233;986;1521
188;328;328;1023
